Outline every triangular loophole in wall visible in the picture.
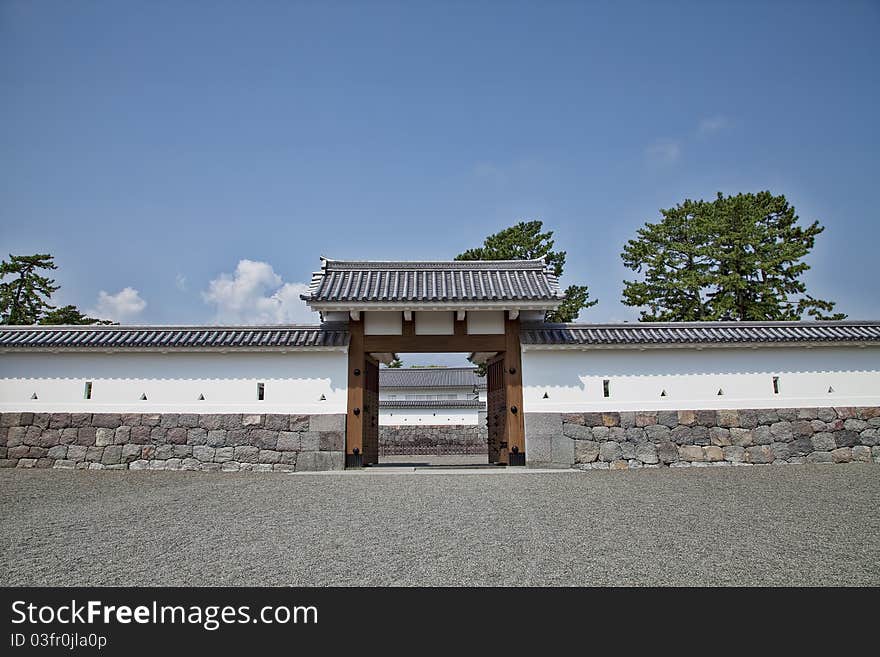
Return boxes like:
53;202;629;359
319;393;326;401
542;391;549;399
198;393;205;401
30;392;38;400
140;393;148;401
828;386;834;393
660;389;667;397
717;388;724;396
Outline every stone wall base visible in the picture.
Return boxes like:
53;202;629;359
379;424;487;453
0;413;345;472
525;407;880;469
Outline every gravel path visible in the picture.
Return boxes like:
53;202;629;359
2;465;878;586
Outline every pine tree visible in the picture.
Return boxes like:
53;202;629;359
456;220;597;322
621;192;845;321
0;254;60;324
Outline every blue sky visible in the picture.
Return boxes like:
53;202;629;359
2;0;879;332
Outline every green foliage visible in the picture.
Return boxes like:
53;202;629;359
0;254;59;324
621;191;846;321
386;358;403;368
456;220;597;321
40;305;116;326
0;253;114;325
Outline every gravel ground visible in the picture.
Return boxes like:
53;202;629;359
1;465;878;586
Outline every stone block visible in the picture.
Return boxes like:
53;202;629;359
834;430;859;448
562;413;584;425
92;414;122;429
17;458;37;468
159;414;180;428
141;445;157;460
704;446;724;461
771;442;791;460
852;445;871;462
656;411;678;427
221;462;240;472
788;437;813;457
129;459;150;470
122;444;142;462
273;464;297;473
32;414;50;428
635;413;657;427
729;428;753;447
113;426;131;444
831;447;852;463
214;447;234;463
834;407;857;419
551;435;574;465
844;418;868;432
574;440;600;463
47;445;67;460
295;451;317;471
280;452;297;465
860;429;879;447
199;462;223;472
298;432;320;451
264;414;289;431
644;425;670;442
277;432;301;452
0;459;18;467
723;445;745;462
101;446;123;465
95;428;114;447
242;414;263;427
738;409;759;429
709;427;731;446
811;433;836;451
657;442;678;464
290;415;311;432
129;426;150;444
636;443;658;464
178;413;199;428
309;414;344;432
75;427;96;446
618;411;636;429
717;409;739;427
141;414;161;427
751;426;772;445
8;446;29;459
591;426;610;440
582;412;604;427
791;420;815;438
193;445;215;462
602;413;620;427
670;426;692;445
205;430;225;447
806;451;833;464
620;441;636;460
167;427;187;445
233;446;260;463
319;431;343;451
173;445;192;458
49;413;71;429
678;445;704;462
6;426;25;447
563;423;591;440
259;449;281;464
599;441;623;462
770;422;793;441
53;459;75;469
150;427;167;443
746;445;773;464
609;460;628;470
84;446;103;461
525;432;551;464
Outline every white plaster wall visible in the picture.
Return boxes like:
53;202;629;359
467;311;504;334
522;346;880;412
415;311;453;335
379;408;479;425
365;311;402;335
0;351;348;414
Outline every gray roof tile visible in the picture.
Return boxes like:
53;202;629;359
302;258;562;306
380;367;485;389
0;324;348;350
379;399;484;409
521;321;880;347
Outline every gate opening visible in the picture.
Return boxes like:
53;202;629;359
377;357;489;467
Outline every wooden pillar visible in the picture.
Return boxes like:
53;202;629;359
345;318;365;467
504;316;526;465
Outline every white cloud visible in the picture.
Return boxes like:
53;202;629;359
697;115;729;136
202;259;318;325
90;287;147;322
645;139;682;165
175;273;187;291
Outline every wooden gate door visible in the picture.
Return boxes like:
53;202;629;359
362;357;380;465
486;354;507;464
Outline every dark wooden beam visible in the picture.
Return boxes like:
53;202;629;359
363;334;506;353
504;317;525;463
346;319;365;466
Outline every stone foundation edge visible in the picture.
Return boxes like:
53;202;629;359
525;407;880;469
0;412;345;472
